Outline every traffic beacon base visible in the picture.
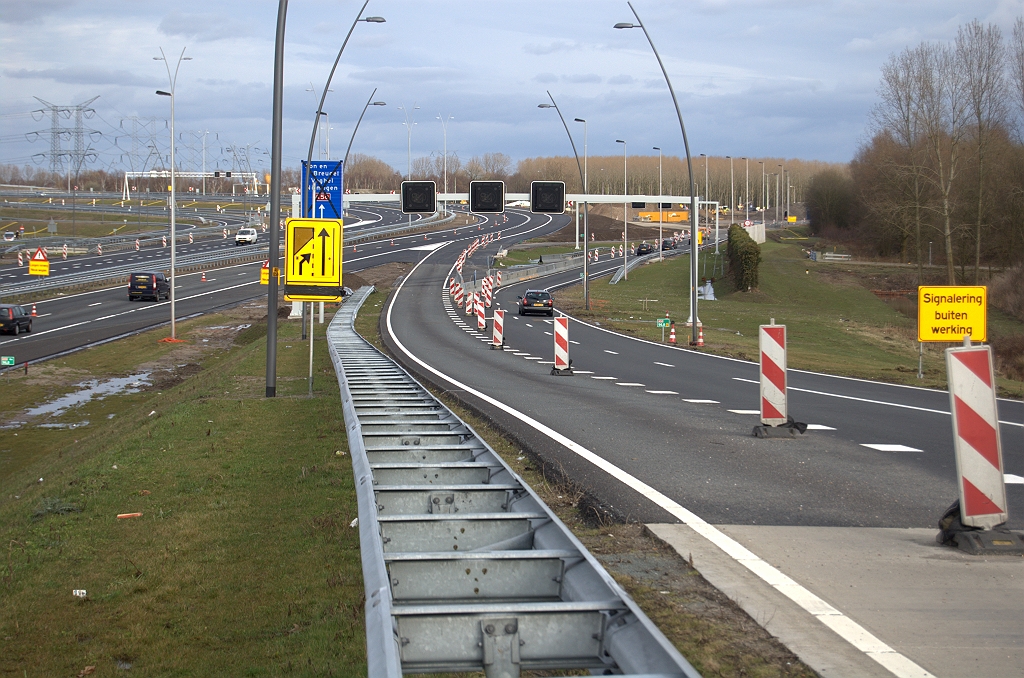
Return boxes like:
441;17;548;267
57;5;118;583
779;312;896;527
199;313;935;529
752;321;806;439
936;336;1024;555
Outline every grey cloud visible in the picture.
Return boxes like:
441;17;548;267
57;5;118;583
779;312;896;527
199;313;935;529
563;74;601;84
533;73;559;84
4;67;151;87
607;74;635;85
0;0;75;24
523;40;581;55
350;66;462;85
159;12;250;42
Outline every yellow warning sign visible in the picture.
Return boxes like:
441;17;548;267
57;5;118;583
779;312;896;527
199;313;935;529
918;286;987;342
259;260;279;285
284;218;343;301
28;247;49;276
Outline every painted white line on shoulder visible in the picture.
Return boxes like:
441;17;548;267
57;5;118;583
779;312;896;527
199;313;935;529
569;340;580;345
646;390;679;395
538;361;554;364
728;409;760;415
573;370;594;374
654;362;675;368
524;356;542;361
604;349;619;355
513;352;530;356
544;331;553;336
806;424;836;430
1003;474;1024;484
860;444;923;452
733;377;758;384
684;399;720;404
386;250;935;678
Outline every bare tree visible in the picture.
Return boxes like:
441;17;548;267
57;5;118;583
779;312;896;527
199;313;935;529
1012;17;1024;138
957;20;1007;283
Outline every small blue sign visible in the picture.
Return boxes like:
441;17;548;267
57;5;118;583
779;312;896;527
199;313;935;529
301;160;344;219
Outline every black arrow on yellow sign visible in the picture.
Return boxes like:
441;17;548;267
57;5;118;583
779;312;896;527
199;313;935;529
319;228;330;276
298;252;311;276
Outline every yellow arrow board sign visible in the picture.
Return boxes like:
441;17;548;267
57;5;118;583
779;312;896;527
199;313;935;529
918;286;987;342
28;247;49;276
284;218;343;301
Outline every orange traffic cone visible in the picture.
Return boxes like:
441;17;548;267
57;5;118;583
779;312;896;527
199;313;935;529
201;271;207;282
352;245;357;252
696;325;704;347
424;234;428;240
31;304;38;317
390;239;395;246
669;321;676;344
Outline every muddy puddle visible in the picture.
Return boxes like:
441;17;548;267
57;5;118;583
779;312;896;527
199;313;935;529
2;374;151;429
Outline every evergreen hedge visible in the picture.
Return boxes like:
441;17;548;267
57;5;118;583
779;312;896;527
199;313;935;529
727;224;761;291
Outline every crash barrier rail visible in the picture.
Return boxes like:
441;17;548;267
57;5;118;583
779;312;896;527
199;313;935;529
609;238;726;284
345;211;456;245
0;244;270;299
327;286;698;677
1;223;233;257
809;251;852;262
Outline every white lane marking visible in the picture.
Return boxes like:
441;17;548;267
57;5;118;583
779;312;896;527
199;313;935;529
513;352;530;356
88;302;102;307
1005;474;1024;484
525;323;534;327
733;377;759;384
616;382;645;387
646;390;679;395
591;376;616;380
524;356;542;361
604;350;619;355
385;255;936;678
569;340;580;345
654;361;675;368
36;313;52;318
573;370;594;374
684;399;720;404
861;444;923;453
544;331;552;336
538;360;554;364
806;424;836;430
728;409;760;415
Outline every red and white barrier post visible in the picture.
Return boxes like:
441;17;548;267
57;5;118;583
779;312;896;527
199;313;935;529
97;243;102;256
552;316;572;375
496;271;502;287
189;232;194;244
453;284;464;308
946;344;1007;529
135;239;140;251
483;277;493;308
466;291;476;316
491;309;505;348
476;294;486;330
223;228;228;239
17;251;23;267
759;323;787;426
752;321;806;437
62;243;67;260
162;236;167;248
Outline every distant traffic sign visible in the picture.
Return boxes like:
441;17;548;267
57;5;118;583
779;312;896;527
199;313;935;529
302;160;343;219
743;220;752;227
259;259;279;285
656;318;671;328
1;356;14;367
284;218;343;302
28;247;49;276
918;286;987;342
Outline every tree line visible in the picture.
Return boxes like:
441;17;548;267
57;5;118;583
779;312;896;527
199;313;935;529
806;18;1024;284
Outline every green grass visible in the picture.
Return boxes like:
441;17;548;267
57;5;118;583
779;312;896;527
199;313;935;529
494;245;578;268
553;240;1024;396
0;311;365;675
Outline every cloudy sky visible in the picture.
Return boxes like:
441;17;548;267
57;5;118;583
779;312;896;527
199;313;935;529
2;0;1022;176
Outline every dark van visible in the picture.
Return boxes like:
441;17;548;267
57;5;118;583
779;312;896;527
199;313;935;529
128;272;170;301
0;304;32;335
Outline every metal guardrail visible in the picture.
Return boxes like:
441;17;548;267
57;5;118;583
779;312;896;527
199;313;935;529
327;286;699;677
347;211;456;245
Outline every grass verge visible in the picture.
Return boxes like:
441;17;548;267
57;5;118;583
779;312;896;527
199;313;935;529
1;302;365;676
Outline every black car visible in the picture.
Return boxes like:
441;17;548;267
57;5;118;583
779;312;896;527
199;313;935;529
661;239;677;251
128;271;170;301
517;289;554;317
635;242;655;256
0;304;32;335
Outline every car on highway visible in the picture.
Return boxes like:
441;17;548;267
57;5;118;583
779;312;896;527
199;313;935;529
235;228;258;245
517;289;554;317
2;231;16;242
635;242;655;256
661;239;677;251
128;272;170;301
0;304;32;335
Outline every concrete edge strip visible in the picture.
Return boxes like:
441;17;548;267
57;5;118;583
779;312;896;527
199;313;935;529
385;245;936;678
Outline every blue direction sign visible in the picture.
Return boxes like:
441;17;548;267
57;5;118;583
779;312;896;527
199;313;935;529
301;160;344;219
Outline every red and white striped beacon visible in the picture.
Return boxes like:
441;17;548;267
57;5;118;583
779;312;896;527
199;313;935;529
759;321;787;426
946;343;1007;528
491;309;505;348
476;294;486;330
552;316;572;375
453;284;464;309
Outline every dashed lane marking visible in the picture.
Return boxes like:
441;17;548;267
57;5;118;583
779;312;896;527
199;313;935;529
1005;474;1024;484
728;409;760;415
604;350;618;355
646;390;678;395
860;444;923;452
684;399;719;404
616;382;645;387
591;376;616;380
654;362;675;368
570;340;580;345
806;424;836;430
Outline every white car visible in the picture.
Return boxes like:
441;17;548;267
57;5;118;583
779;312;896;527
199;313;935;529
2;232;16;242
235;228;258;245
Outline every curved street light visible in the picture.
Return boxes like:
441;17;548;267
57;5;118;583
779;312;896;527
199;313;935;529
343;89;386;170
154;46;191;342
538;92;590;309
615;1;700;341
616;139;628;280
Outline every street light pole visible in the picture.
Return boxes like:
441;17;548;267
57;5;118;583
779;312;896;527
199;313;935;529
727;155;733;226
399;103;419;228
616;139;627;280
758;161;765;224
700;153;707;239
154;46;191;342
743;157;749;225
615;3;700;342
437;113;453;215
654;146;663;261
343;89;385;169
537;94;588;308
574;117;588;254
